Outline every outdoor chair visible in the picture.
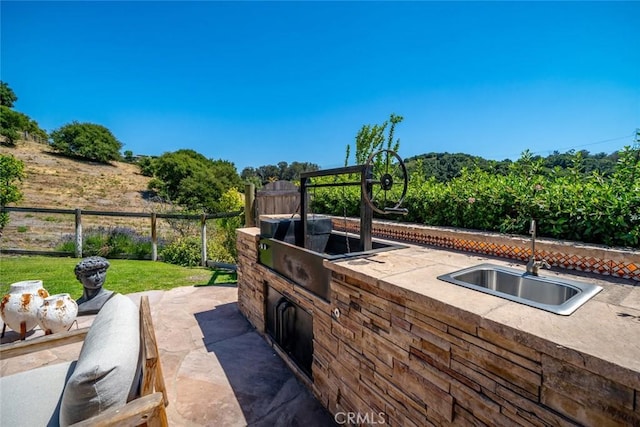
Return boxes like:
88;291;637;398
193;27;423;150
0;294;168;427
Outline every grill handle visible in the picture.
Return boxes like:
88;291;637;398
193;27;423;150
275;298;295;347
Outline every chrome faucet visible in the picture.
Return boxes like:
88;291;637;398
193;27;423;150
526;219;550;275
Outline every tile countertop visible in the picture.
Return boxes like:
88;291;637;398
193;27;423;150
323;244;640;384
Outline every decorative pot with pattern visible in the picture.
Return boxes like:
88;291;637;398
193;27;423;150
37;293;78;334
0;280;49;334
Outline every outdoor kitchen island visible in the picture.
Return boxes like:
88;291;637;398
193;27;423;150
236;226;640;426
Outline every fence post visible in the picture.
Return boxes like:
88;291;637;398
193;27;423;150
151;213;158;261
75;208;82;258
245;183;255;227
201;214;207;267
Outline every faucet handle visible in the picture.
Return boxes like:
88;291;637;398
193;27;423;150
527;258;550;276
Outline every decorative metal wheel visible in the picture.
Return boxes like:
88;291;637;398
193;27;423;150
362;149;408;215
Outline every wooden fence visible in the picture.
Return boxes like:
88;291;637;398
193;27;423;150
254;180;300;218
1;207;243;266
2;183;300;262
18;131;48;144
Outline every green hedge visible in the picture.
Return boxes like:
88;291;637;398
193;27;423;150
311;148;640;248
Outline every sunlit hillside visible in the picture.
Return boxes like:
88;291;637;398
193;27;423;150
1;140;166;251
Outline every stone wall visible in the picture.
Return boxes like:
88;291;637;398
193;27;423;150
237;228;640;426
236;230;265;333
317;272;639;427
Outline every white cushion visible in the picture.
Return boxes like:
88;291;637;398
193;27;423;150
59;293;140;426
0;360;76;427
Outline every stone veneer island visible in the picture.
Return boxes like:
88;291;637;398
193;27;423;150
237;226;640;426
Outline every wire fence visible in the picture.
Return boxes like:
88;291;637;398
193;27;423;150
1;206;243;265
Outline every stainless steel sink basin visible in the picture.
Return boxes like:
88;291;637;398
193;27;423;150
437;263;602;315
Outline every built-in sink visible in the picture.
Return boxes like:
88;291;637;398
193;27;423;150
437;263;602;315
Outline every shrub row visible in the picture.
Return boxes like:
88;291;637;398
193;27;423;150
55;189;246;266
57;227;158;259
56;216;242;266
311;148;640;248
158;216;242;267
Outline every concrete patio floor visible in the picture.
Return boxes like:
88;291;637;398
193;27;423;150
0;285;337;427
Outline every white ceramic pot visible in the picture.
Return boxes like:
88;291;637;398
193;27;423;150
1;280;50;334
37;293;78;333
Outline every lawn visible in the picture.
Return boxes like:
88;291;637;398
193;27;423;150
0;255;236;299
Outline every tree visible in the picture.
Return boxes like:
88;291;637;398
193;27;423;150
123;150;135;163
240;161;319;185
136;156;157;176
49;121;123;163
0;82;48;146
404;152;510;182
0;106;20;146
1;106;48;146
285;161;319;181
149;149;242;213
0;81;17;108
403;149;620;183
240;167;263;188
0;154;25;237
346;113;403;166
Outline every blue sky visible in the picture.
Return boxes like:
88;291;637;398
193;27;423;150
1;1;638;172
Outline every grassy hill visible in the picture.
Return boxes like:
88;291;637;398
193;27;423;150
1;140;154;210
1;140;168;251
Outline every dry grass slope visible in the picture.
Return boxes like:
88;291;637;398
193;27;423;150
1;140;153;210
1;140;166;250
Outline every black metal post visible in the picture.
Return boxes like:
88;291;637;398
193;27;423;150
300;176;308;249
361;166;373;252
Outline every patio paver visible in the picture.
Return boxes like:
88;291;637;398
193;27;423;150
0;285;336;427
